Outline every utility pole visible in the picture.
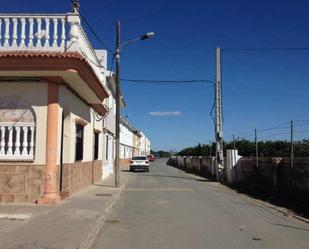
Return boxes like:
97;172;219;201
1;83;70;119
209;141;212;157
114;21;121;187
233;134;236;149
290;120;294;187
255;128;258;168
215;47;224;182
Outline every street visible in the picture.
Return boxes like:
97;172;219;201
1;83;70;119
91;159;309;249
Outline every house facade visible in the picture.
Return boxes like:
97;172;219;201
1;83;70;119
119;117;134;166
119;117;151;166
102;72;125;178
140;132;151;156
0;5;151;204
0;10;109;203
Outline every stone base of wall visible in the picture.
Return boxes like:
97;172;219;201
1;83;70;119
60;160;102;198
0;164;45;203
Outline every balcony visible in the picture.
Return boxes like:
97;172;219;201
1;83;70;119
0;13;106;85
0;123;35;161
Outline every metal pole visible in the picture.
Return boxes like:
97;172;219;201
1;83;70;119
215;47;224;182
209;141;212;157
255;128;258;168
233;134;236;149
114;21;121;187
291;120;294;187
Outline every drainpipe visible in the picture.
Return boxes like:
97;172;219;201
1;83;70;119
92;112;95;184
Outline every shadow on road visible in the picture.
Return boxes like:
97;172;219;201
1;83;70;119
124;172;215;182
270;223;309;232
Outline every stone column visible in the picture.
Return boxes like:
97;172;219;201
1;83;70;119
38;82;61;204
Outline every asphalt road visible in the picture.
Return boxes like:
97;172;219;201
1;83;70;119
91;158;309;249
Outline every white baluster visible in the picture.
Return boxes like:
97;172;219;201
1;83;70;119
4;18;10;48
61;18;66;49
7;127;13;156
20;18;26;48
29;18;34;48
12;18;18;47
44;18;50;48
0;127;5;156
29;126;34;157
14;126;21;156
36;18;42;48
0;19;2;48
22;127;29;155
52;18;58;48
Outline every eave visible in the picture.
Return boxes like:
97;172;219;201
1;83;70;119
0;51;109;103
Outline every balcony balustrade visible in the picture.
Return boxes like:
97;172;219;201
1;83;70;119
0;13;105;84
0;123;35;160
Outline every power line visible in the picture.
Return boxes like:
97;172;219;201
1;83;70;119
69;0;113;53
258;131;290;140
258;122;290;132
234;129;255;137
120;79;215;84
295;129;309;134
222;47;309;53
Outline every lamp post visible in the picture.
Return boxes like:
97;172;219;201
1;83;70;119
114;21;155;187
215;47;224;182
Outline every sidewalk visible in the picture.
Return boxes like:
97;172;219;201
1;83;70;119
0;171;133;249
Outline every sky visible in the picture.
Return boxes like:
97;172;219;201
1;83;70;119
1;0;309;151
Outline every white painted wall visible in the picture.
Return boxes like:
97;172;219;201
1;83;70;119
103;132;114;178
59;85;103;164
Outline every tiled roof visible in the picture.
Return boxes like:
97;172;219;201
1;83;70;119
0;51;86;60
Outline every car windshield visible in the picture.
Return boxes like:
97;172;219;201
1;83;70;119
132;156;147;160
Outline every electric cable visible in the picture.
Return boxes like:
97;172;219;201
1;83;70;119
69;0;113;53
120;79;214;84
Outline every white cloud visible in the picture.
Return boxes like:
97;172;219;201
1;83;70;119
149;111;183;116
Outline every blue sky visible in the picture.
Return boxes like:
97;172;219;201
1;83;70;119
2;0;309;151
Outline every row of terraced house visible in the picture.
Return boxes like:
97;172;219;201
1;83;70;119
0;7;150;204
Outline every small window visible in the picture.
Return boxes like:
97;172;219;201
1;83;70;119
75;124;84;161
94;132;99;160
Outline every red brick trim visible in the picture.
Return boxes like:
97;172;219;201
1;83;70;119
0;51;108;101
91;103;109;117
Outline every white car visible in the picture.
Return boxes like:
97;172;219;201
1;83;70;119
130;156;150;172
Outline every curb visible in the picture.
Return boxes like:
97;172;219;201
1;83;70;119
220;183;309;224
79;174;134;249
251;196;309;224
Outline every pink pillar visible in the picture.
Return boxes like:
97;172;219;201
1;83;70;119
37;82;61;204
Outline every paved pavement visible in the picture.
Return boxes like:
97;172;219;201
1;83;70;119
0;173;132;249
91;158;309;249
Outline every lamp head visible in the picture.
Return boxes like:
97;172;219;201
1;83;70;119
140;32;155;40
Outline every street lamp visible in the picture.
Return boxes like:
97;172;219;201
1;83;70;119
114;21;155;187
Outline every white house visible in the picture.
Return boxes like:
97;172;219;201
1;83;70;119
0;3;151;203
0;6;110;203
140;132;151;156
102;71;125;178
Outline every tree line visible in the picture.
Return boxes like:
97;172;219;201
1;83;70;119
150;150;171;158
177;139;309;157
